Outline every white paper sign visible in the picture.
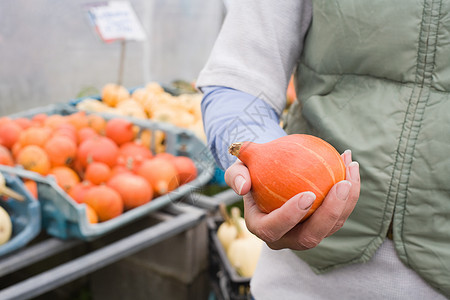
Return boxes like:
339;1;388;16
88;1;146;42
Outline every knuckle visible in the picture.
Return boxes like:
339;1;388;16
325;208;342;224
255;227;279;243
333;220;345;231
297;235;321;250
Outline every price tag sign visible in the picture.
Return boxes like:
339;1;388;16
87;1;146;42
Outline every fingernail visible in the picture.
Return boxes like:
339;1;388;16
336;181;351;201
349;161;359;182
234;175;246;195
344;149;352;165
298;192;316;210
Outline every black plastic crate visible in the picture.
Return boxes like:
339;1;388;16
207;217;252;300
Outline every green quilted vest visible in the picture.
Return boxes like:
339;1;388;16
284;0;450;296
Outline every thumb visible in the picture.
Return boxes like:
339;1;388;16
224;160;251;195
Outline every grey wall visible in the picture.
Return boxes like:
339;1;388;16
0;0;224;115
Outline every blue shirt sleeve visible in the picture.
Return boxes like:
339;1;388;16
201;86;287;170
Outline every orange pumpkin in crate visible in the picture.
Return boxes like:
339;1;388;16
77;136;119;168
84;162;112;185
229;134;345;221
107;173;153;210
136;157;179;196
13;118;33;130
105;118;135;146
69;181;93;204
48;166;80;194
0;145;14;166
44;114;67;130
53;123;78;145
171;156;198;185
0;121;22;149
86;114;106;135
19;127;52;148
24;179;38;199
84;185;123;222
44;135;77;167
16;145;51;175
77;127;98;144
67;111;89;130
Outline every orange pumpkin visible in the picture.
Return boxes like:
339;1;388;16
19;126;52;148
105;118;135;146
155;152;175;161
0;121;22;149
136;157;179;196
84;162;111;185
31;113;48;126
67;111;88;130
11;143;22;160
116;142;153;172
77;136;119;168
0;117;12;127
171;156;198;185
16;145;51;175
111;165;133;177
85;204;99;224
53;124;78;145
229;134;345;221
44;135;77;167
13;118;33;130
68;181;93;204
49;166;80;193
84;185;123;222
101;83;130;107
77;127;98;144
72;157;85;179
87;114;106;135
0;145;14;166
44;114;67;130
24;180;38;199
107;173;153;209
118;142;153;161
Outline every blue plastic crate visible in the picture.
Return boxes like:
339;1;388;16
68;87;228;187
4;103;215;241
0;171;41;257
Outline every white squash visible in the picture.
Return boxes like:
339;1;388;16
226;207;263;278
0;206;12;246
76;98;110;112
227;233;263;278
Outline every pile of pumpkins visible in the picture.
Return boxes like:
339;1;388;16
75;82;206;143
0;111;198;224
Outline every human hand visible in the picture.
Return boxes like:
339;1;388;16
224;150;360;250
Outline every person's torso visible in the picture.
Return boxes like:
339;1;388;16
285;0;450;296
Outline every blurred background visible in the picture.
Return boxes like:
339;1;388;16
0;0;225;115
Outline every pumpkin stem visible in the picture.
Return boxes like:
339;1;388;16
230;207;245;239
219;203;232;225
228;142;243;157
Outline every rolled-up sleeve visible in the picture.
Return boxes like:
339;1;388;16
196;0;312;115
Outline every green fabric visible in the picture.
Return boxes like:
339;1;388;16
284;0;450;297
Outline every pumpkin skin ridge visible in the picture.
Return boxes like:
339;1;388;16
291;141;338;184
286;168;325;199
252;173;287;213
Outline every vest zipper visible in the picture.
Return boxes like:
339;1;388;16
387;0;440;244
